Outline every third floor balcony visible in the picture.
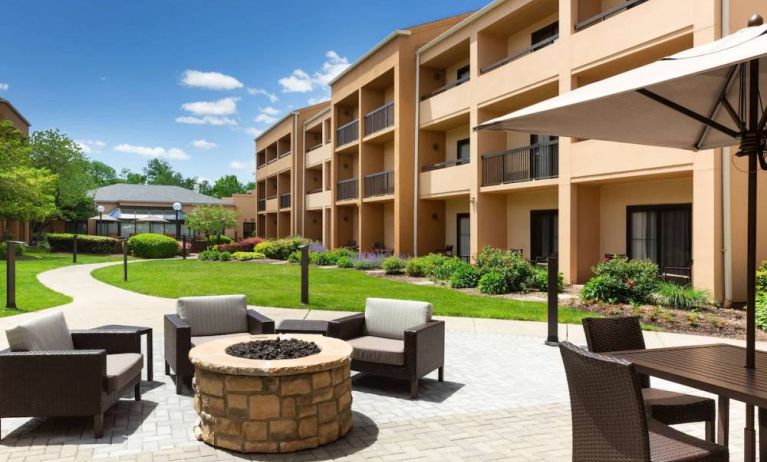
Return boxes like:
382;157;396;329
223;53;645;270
364;171;394;199
482;138;558;187
336;177;359;202
363;102;395;138
336;119;359;148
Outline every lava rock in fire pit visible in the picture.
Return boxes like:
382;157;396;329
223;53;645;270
225;337;321;360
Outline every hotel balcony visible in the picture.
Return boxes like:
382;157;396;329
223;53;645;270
481;139;558;188
363;171;394;199
336;119;359;148
362;102;394;143
305;189;331;210
419;39;471;126
336;177;359;202
265;196;278;212
306;141;332;168
257;198;266;212
420;160;471;198
279;192;291;210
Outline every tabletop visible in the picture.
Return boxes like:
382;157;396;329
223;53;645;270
610;343;767;409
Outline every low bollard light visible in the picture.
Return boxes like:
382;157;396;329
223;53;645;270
72;233;78;263
299;244;309;304
5;240;23;309
122;239;128;282
545;256;559;346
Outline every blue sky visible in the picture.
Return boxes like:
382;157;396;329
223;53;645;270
0;0;487;184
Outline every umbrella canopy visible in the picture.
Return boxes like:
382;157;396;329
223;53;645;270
477;17;767;370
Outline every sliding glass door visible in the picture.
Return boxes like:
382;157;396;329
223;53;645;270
627;204;691;269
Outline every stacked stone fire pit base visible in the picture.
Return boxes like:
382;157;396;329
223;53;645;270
189;334;353;453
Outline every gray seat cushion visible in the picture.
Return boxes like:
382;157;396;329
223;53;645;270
106;353;143;392
177;295;248;336
190;333;248;348
6;312;74;352
347;336;405;366
363;298;432;340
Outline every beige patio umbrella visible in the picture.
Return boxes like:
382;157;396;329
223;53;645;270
478;16;767;371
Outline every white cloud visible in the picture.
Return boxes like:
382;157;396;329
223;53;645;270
175;115;238;126
308;95;330;105
180;70;243;90
230;160;256;171
261;106;280;116
191;139;217;150
114;143;190;160
255;113;278;124
76;139;107;154
181;97;239;116
278;51;350;94
0;83;8;91
247;87;278;103
244;127;264;138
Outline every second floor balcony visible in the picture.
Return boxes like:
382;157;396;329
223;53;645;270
482;139;559;187
257;198;265;211
480;34;558;75
364;171;394;198
421;157;470;172
337;119;359;147
336;177;359;201
279;192;291;209
575;0;648;31
364;102;394;137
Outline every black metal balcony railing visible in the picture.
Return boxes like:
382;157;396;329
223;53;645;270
482;140;559;186
336;178;359;201
364;102;395;136
575;0;648;31
480;34;558;74
307;142;323;152
279;150;291;158
421;157;470;172
336;119;359;147
364;171;394;198
266;156;277;164
279;192;291;209
421;75;469;101
257;198;266;211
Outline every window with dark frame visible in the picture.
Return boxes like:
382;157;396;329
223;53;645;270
456;213;470;262
627;204;692;270
531;21;559;47
456;65;470;82
457;138;470;163
530;210;558;260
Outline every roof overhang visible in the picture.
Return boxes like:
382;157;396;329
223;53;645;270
328;30;411;86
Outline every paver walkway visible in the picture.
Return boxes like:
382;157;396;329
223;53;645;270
0;260;760;460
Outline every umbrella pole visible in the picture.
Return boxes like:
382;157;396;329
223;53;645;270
745;57;759;371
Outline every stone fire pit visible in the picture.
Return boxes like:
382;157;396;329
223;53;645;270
189;334;353;453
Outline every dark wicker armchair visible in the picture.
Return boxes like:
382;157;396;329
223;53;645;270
582;316;716;441
327;298;444;398
1;312;144;438
559;341;727;461
164;294;274;394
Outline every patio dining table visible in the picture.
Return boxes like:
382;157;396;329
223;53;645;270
610;344;767;462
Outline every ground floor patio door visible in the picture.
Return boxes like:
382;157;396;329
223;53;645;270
627;204;692;270
457;213;470;261
531;210;558;261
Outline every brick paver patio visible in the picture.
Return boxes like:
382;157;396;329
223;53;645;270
0;261;756;460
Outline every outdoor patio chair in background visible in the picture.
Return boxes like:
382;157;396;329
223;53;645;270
344;240;358;251
582;316;716;441
662;260;693;286
164;294;274;394
327;297;444;399
559;341;728;462
0;312;144;438
372;241;393;256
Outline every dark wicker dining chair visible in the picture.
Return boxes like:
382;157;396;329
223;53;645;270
582;316;716;441
559;342;728;462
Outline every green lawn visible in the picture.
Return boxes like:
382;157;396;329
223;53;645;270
0;250;125;317
92;260;593;323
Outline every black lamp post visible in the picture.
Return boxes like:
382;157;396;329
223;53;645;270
173;202;182;239
97;205;105;236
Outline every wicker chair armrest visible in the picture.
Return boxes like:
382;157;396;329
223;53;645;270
164;314;190;368
0;349;107;413
71;330;141;354
247;310;275;334
327;313;365;340
405;321;445;376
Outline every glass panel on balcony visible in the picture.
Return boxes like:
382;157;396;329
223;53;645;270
482;137;559;186
363;102;394;136
336;119;359;146
480;22;559;74
336;178;359;201
575;0;648;31
364;171;394;198
257;199;266;211
279;192;291;209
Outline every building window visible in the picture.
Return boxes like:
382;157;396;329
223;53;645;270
456;213;470;262
530;210;558;261
243;222;256;238
456;65;470;82
457;138;470;163
627;204;692;269
531;22;558;47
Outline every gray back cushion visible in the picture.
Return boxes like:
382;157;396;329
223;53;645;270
177;295;248;336
363;298;432;340
6;312;74;351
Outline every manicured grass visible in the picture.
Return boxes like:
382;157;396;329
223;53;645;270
0;250;125;317
92;260;593;323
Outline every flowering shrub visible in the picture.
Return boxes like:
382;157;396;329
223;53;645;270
255;236;309;260
232;251;265;261
351;252;384;270
216;237;263;253
405;254;448;277
580;257;659;304
475;246;534;292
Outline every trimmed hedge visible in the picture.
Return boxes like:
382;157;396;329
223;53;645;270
128;233;178;259
46;233;117;254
